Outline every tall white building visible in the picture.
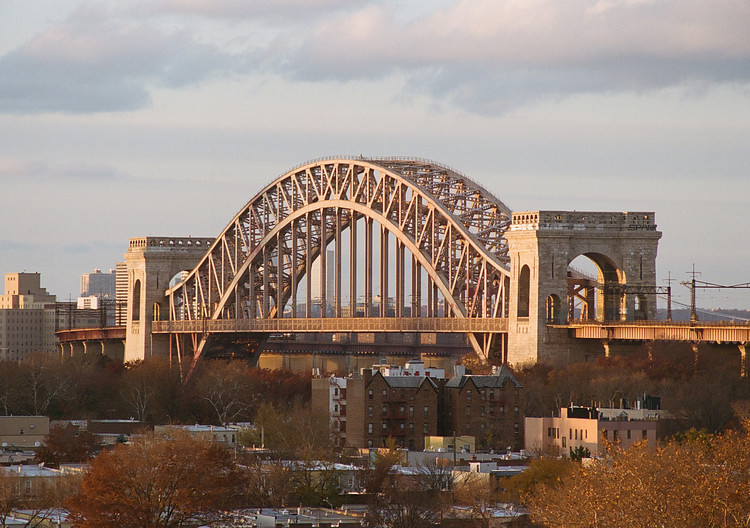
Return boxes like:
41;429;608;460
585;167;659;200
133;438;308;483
309;249;336;314
0;273;57;361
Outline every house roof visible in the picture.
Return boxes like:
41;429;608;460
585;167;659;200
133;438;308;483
444;365;522;389
383;376;437;390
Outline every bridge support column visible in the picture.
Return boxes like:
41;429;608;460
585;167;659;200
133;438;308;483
102;340;126;362
83;340;102;356
692;343;700;374
70;341;85;358
124;237;213;363
740;343;747;378
505;211;661;367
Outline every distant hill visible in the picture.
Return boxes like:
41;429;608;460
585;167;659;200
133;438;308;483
656;308;750;323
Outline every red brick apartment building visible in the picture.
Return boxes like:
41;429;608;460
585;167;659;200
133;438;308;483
314;364;523;452
346;370;440;450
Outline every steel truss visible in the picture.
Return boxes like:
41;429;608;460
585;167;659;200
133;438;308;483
165;157;512;375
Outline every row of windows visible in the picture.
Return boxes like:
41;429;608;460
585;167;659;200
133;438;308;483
463;423;520;435
368;422;430;435
368;405;429;418
368;388;432;400
602;429;648;441
462;388;519;400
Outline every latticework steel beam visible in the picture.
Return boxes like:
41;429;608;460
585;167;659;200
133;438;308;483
165;157;513;376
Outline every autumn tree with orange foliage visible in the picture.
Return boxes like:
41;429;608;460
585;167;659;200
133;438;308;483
526;426;750;527
67;431;244;528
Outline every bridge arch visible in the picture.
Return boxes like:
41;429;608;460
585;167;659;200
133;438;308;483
164;157;514;374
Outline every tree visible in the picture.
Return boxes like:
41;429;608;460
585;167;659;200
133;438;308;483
569;445;591;462
194;361;255;425
35;424;102;468
0;466;81;527
67;431;244;527
525;428;750;527
251;402;333;459
365;439;441;528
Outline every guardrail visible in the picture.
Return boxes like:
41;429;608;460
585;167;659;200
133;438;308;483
152;317;508;334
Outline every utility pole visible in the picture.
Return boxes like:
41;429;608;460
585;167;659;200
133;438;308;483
681;265;701;322
664;271;674;322
681;265;750;322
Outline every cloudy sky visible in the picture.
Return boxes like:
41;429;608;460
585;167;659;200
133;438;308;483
1;0;749;311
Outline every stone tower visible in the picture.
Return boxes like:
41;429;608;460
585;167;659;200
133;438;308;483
504;211;661;366
124;237;212;362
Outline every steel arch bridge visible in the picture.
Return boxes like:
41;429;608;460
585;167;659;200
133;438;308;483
157;157;513;376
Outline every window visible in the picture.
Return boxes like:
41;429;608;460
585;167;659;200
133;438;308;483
400;405;405;414
382;389;387;398
613;430;619;441
382;422;387;431
409;406;414;418
514;423;519;435
368;389;373;400
574;429;578;440
334;387;339;396
562;437;566;448
400;423;405;431
642;429;647;440
409;423;414;433
382;405;387;414
368;439;373;448
517;265;530;317
514;406;519;417
424;406;429;418
368;423;373;434
334;404;339;413
423;423;429;434
569;428;572;439
368;406;373;417
627;429;631;440
481;406;486;416
466;406;471;417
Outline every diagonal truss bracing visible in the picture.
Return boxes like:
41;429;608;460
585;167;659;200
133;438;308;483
165;157;513;373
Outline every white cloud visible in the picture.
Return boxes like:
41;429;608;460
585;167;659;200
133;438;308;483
0;4;242;113
1;0;748;115
0;157;133;183
281;0;750;112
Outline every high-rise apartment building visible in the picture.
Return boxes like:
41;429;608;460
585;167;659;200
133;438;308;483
115;262;128;326
80;268;116;298
0;273;57;361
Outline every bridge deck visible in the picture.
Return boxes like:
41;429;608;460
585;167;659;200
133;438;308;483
561;321;750;343
152;317;509;334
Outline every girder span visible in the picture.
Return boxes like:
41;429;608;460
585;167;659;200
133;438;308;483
165;157;513;375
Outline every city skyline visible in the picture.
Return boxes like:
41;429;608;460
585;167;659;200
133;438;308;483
1;1;748;309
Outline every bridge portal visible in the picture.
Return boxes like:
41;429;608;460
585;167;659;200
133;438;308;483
505;211;661;366
124;237;213;362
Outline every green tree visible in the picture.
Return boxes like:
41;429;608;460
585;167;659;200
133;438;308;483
569;445;591;462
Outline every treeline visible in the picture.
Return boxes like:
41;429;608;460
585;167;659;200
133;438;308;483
0;355;310;424
516;341;750;435
519;426;750;527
